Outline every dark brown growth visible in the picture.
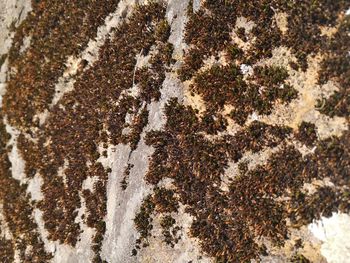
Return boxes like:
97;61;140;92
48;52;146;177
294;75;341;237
143;98;295;261
0;114;52;262
0;235;14;263
296;121;318;146
0;0;349;262
190;62;297;126
3;0;122;129
134;195;155;241
2;1;171;262
134;187;179;250
290;254;311;263
120;163;134;190
137;1;350;262
160;215;181;247
318;16;350;117
0;54;6;68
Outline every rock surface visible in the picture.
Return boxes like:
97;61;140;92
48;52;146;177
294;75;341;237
0;1;350;262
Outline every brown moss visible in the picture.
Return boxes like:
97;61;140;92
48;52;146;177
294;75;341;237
314;132;350;186
2;0;349;261
4;0;122;129
280;0;348;70
225;121;292;156
0;114;52;262
0;236;14;263
17;133;42;178
124;107;149;150
253;65;289;86
120;163;134;190
136;40;174;103
135;66;163;103
143;97;298;261
134;195;155;240
133;188;180;249
2;2;169;261
224;44;243;62
102;1;350;261
192;64;242;110
236;27;247;41
190;62;297;126
153;187;179;213
296;121;317;146
317;16;350;117
290;254;311;263
160;215;181;247
200;111;228;135
154;19;171;42
141;90;348;262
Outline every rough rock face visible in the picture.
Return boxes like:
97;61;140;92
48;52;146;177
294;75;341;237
0;0;350;262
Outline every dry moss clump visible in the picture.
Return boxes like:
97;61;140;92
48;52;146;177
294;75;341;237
296;121;317;147
133;187;179;252
0;235;14;263
1;0;349;262
4;0;121;129
139;1;350;261
317;16;350;117
2;1;173;262
143;98;296;261
0;113;52;262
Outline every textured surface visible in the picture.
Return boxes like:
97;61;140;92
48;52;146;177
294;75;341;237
0;1;350;262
